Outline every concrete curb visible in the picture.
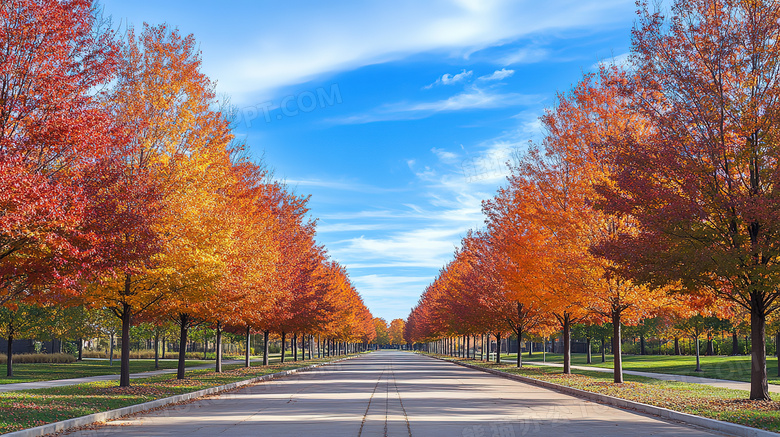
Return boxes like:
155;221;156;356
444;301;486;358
1;354;362;437
427;354;778;437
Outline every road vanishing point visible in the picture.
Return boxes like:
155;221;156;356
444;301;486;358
63;351;729;437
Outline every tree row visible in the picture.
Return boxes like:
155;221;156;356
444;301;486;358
0;0;375;386
405;0;780;401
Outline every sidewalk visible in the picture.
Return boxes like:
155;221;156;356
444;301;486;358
0;359;249;393
525;360;780;393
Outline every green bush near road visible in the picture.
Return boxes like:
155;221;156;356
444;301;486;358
0;353;76;365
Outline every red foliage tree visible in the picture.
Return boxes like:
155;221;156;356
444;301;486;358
596;0;780;400
0;0;118;306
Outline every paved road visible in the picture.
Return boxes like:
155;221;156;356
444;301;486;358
63;351;728;437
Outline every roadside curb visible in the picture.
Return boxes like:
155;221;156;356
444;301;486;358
1;354;362;437
426;354;778;437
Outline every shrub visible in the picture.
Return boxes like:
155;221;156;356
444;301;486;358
81;349;206;360
0;353;76;364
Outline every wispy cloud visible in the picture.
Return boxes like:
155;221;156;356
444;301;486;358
350;274;433;317
478;68;515;81
591;52;631;70
431;147;459;163
331;87;543;124
423;69;473;89
333;227;466;269
174;0;637;103
500;46;549;65
407;88;538;111
316;223;387;233
286;178;407;194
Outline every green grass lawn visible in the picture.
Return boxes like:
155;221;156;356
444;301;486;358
431;353;780;432
0;350;327;385
0;357;350;434
490;352;780;385
0;359;212;385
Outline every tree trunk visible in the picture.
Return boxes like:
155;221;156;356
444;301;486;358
706;332;714;356
750;303;770;400
586;337;592;364
529;340;533;357
162;336;166;359
732;330;739;355
562;314;571;374
109;332;114;366
302;333;306;360
694;334;702;372
600;336;606;363
466;335;470;359
245;326;251;368
177;313;190;380
293;334;298;362
263;330;269;366
280;332;286;363
154;331;159;370
516;329;523;368
120;301;132;387
495;332;501;364
674;337;680;355
6;323;13;378
215;321;223;373
77;338;83;361
612;310;623;384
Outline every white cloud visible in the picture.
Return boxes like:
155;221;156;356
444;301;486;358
317;121;542;319
350;274;433;319
286;178;405;194
107;0;636;103
333;227;465;269
500;47;550;65
316;223;386;233
408;87;538;111
591;52;631;70
424;69;473;89
431;147;459;163
478;68;515;81
331;87;543;124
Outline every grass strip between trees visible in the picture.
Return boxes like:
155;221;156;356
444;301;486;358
500;352;780;385
0;360;213;385
0;352;299;385
0;356;353;434
427;353;780;433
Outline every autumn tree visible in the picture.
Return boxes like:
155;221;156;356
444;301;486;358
82;24;231;386
201;159;279;372
0;0;118;307
487;146;591;373
374;318;390;345
597;0;780;400
388;319;405;346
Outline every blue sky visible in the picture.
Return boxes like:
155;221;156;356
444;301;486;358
101;0;636;321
